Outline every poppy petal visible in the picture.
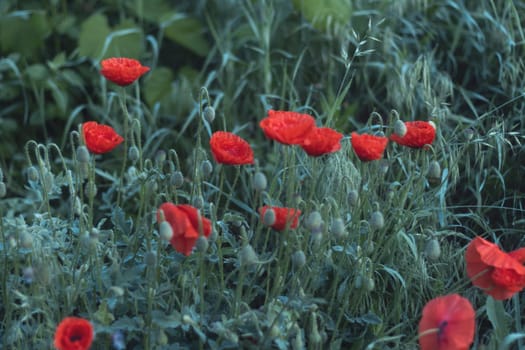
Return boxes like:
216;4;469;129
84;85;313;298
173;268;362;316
210;131;254;165
100;57;150;86
259;110;316;145
350;132;389;161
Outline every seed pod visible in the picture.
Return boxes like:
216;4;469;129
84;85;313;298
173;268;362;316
159;221;173;241
393;119;407;137
252;172;267;192
369;211;384;230
425;239;441;260
76;145;90;163
128;146;140;163
203;106;216;123
262;208;276;227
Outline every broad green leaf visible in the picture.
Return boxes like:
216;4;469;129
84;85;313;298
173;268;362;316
78;13;111;58
0;10;50;57
161;13;210;56
25;64;48;82
291;0;352;33
144;66;174;106
102;20;144;59
486;296;510;343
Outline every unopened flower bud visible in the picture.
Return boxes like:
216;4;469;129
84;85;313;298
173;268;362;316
128;146;140;163
365;276;375;291
393;120;407;137
22;266;35;284
42;170;54;190
427;161;441;181
200;160;213;178
27;166;39;182
76;145;90;163
369;211;384;230
85;182;97;198
144;251;157;266
159;221;173;241
0;182;6;198
170;171;184;187
239;244;258;266
19;231;33;249
155;150;166;164
292;250;306;268
203;106;216;123
464;127;475;141
195;236;209;253
263;208;276;227
192;195;204;209
330;218;346;238
305;211;323;231
347;190;359;206
252;172;267;191
428;120;437;130
425;239;441;260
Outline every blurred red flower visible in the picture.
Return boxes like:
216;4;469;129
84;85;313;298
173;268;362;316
82;121;124;154
418;294;475;350
300;127;343;157
157;203;212;256
100;57;150;86
259;205;301;231
390;121;436;148
54;317;94;350
465;236;525;300
350;132;388;161
210;131;254;165
259;110;315;145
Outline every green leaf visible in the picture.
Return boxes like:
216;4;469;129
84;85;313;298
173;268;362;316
0;10;50;57
125;0;172;23
144;66;174;106
101;20;144;59
78;13;111;58
161;13;210;56
25;64;48;82
486;296;510;343
291;0;353;33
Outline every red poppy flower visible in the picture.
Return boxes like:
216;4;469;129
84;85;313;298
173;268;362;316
259;205;301;231
54;317;94;350
350;132;389;161
418;294;475;350
157;203;212;256
210;131;254;165
82;121;124;154
300;127;343;157
100;57;150;86
465;236;525;300
390;121;436;148
259;110;316;145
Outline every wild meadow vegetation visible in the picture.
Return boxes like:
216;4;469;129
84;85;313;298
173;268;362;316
1;0;525;349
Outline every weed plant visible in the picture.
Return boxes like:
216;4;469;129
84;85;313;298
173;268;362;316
0;0;524;349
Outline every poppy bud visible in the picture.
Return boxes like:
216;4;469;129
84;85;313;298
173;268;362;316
427;160;441;181
22;266;35;284
170;171;184;187
305;211;323;231
19;231;33;249
0;182;6;198
464;127;475;141
200;160;213;178
330;218;346;238
365;276;375;291
239;244;258;266
42;170;54;190
76;145;90;163
262;208;276;227
292;250;306;268
85;182;97;198
369;211;384;230
128;146;140;163
155;150;166;164
146;179;158;193
159;221;173;241
393;119;407;137
144;251;157;266
347;190;359;206
192;195;204;209
27;166;39;182
252;172;267;191
203;106;216;123
424;239;441;260
195;236;209;253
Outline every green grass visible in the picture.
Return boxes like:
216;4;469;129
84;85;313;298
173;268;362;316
1;0;525;349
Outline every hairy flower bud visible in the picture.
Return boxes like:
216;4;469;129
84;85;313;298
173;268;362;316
393;119;407;137
330;218;346;238
425;239;441;260
128;146;140;163
239;244;258;266
262;208;276;227
76;145;90;163
27;166;39;182
427;161;441;182
203;106;216;123
144;251;157;266
195;236;209;253
200;160;213;178
369;211;384;230
305;211;323;231
170;171;184;187
292;250;306;269
252;172;267;192
347;190;359;206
